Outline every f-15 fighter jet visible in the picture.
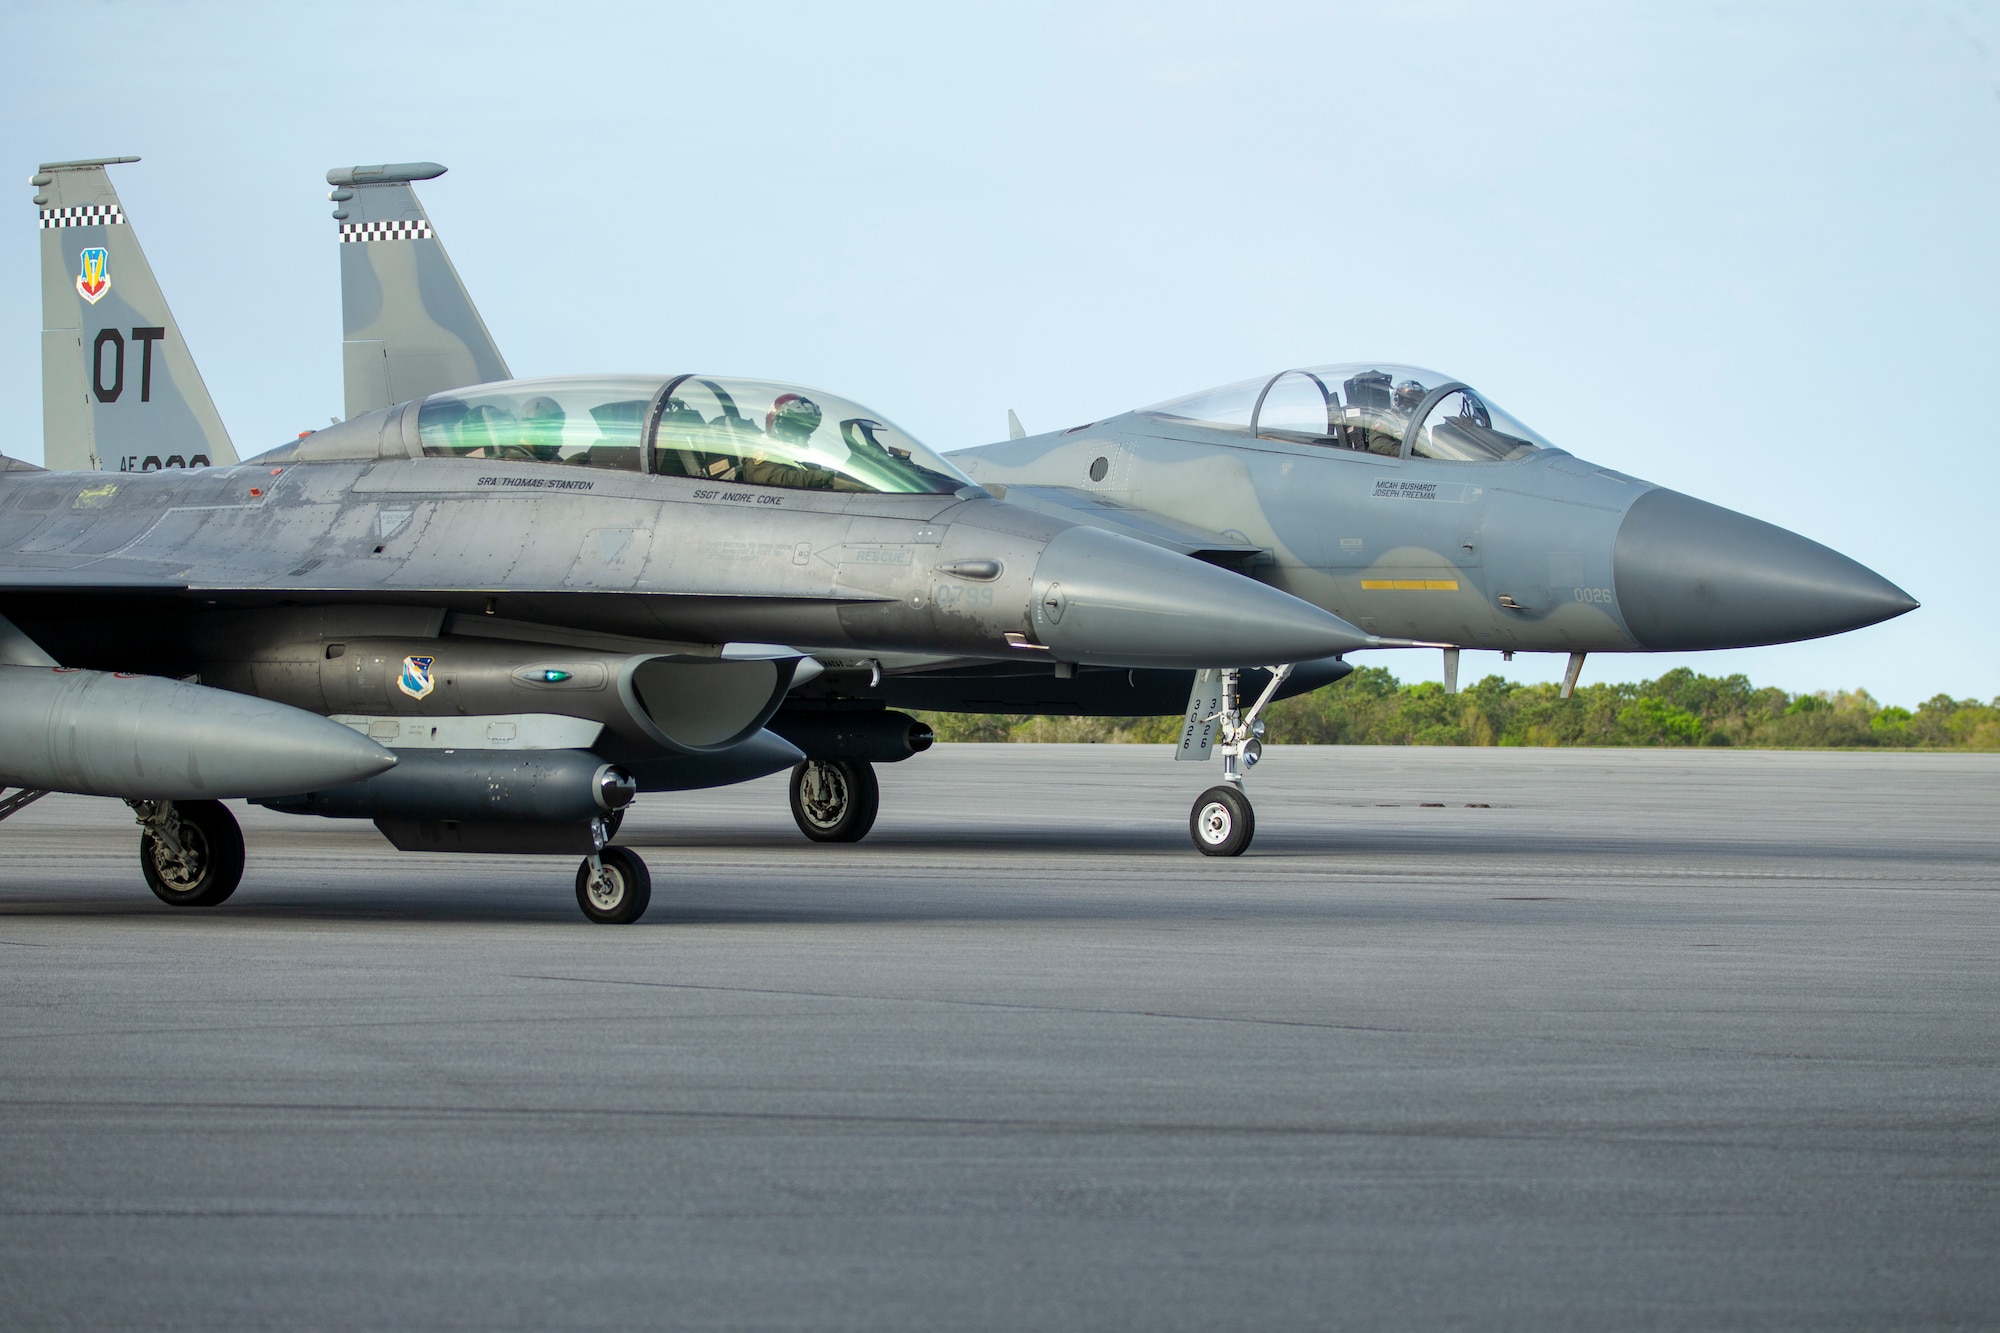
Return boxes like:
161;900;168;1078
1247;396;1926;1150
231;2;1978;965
944;369;1917;843
0;159;1373;922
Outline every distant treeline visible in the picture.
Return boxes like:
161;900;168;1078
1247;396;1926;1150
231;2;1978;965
918;667;2000;750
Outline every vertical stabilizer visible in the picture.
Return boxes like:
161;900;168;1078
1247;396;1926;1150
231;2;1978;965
329;162;510;418
34;157;236;470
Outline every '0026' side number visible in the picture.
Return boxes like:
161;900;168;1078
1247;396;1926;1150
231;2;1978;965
1572;586;1614;604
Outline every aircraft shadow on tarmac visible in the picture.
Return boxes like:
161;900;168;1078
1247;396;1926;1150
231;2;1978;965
0;885;1683;930
0;816;1966;929
618;820;1961;869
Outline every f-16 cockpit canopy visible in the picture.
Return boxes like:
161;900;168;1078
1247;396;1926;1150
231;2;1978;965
1140;364;1554;463
411;375;974;495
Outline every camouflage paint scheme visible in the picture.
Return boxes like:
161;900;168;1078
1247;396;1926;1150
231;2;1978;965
304;162;1914;721
948;367;1917;665
329;162;510;420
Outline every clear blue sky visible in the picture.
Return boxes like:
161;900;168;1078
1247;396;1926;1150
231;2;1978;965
2;1;1991;706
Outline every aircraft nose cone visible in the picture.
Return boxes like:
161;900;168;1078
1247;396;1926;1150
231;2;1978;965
1612;488;1918;651
1030;525;1373;668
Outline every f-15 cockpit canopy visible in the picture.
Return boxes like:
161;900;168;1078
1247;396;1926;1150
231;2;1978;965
257;375;977;496
1140;364;1554;463
416;375;973;495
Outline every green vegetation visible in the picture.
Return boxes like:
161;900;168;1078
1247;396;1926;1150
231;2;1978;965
918;667;2000;750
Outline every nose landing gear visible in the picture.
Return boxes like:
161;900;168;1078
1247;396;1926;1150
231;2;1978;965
576;844;652;924
789;758;880;843
1182;664;1291;857
1190;784;1255;856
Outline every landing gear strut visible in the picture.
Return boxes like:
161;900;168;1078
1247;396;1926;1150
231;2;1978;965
789;759;879;843
129;799;245;906
1186;664;1291;857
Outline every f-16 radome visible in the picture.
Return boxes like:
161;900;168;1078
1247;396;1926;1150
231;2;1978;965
0;157;1375;923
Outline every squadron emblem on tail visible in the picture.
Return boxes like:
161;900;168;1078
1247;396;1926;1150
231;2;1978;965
76;246;108;303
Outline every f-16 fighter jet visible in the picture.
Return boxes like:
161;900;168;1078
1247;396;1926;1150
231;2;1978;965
0;160;1375;923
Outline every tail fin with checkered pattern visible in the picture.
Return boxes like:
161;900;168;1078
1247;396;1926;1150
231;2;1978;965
32;156;236;470
327;162;510;419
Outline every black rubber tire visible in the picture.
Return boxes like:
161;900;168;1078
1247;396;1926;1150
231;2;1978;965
140;800;246;907
575;846;652;924
789;759;880;843
1190;785;1255;857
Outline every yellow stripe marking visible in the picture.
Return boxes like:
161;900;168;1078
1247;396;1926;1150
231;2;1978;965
1360;579;1460;591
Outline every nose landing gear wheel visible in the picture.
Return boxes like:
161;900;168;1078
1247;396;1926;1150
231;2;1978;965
1190;785;1254;857
789;759;879;843
140;800;246;907
576;845;652;924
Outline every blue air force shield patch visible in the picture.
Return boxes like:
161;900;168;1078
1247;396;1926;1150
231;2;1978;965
398;655;436;700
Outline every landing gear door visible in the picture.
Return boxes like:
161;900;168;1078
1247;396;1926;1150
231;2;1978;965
1176;668;1225;762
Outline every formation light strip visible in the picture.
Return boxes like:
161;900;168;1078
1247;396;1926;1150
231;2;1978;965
1360;579;1460;591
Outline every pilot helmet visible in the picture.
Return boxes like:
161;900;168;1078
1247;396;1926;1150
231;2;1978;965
521;395;564;421
1393;380;1427;414
766;393;823;441
518;396;566;458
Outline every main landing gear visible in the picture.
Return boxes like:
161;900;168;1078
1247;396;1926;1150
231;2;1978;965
1186;664;1291;858
789;758;880;843
3;789;659;924
128;799;246;906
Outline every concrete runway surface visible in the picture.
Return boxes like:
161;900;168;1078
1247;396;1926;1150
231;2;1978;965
1;744;1996;1330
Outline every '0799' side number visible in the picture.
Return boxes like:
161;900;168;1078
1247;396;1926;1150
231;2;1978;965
934;583;995;609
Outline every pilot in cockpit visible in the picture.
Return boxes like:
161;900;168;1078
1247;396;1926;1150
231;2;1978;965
738;393;862;491
514;396;566;462
1356;378;1426;457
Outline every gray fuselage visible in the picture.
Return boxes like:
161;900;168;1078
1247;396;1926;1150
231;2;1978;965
953;404;1914;657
